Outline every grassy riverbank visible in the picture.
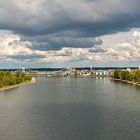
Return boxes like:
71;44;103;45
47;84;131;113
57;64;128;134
111;69;140;87
110;78;140;86
0;80;36;92
0;71;35;92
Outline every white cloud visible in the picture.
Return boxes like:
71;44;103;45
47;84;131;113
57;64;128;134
0;29;140;67
0;30;47;62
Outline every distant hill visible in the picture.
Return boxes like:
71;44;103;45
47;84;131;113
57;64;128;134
0;67;138;71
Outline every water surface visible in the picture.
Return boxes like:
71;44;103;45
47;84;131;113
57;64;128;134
0;78;140;140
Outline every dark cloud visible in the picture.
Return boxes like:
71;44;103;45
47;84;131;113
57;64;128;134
8;54;46;61
29;37;103;51
0;0;140;51
0;0;139;35
88;48;106;53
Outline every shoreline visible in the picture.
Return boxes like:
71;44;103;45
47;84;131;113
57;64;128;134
0;78;36;92
110;77;140;87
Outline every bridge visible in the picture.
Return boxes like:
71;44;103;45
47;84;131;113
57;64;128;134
27;68;112;78
28;67;74;77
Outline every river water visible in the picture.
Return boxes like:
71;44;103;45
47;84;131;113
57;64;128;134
0;78;140;140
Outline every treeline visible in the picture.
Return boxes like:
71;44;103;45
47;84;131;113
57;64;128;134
0;71;32;88
113;69;140;83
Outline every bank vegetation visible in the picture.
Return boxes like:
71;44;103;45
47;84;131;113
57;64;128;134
0;71;32;88
112;69;140;85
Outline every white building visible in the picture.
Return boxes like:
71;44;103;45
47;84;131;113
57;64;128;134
127;68;131;72
22;67;25;73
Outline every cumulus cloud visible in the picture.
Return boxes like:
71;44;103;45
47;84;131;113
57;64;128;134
0;0;140;67
99;32;140;62
0;30;47;62
30;37;103;51
1;30;140;65
51;31;140;63
0;0;140;37
88;48;106;53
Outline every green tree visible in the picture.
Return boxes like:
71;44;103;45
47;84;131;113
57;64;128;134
0;71;32;88
113;70;121;79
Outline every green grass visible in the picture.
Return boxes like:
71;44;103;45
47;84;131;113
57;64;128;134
0;80;34;92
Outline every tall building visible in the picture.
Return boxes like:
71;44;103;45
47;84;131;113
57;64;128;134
90;66;93;71
22;67;25;73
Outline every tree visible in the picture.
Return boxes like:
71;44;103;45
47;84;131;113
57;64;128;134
0;71;32;88
121;70;132;81
113;70;121;79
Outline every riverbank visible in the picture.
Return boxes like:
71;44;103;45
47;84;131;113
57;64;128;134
0;78;36;92
110;78;140;87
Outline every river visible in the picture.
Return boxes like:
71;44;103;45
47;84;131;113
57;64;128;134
0;77;140;140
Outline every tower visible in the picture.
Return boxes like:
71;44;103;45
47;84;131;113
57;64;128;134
90;66;93;71
22;67;25;73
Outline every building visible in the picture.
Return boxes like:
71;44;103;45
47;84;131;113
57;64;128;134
22;67;25;73
127;68;131;72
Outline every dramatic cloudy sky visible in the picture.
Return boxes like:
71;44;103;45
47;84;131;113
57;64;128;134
0;0;140;68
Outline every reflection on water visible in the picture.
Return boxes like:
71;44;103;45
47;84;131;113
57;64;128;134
0;78;140;140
